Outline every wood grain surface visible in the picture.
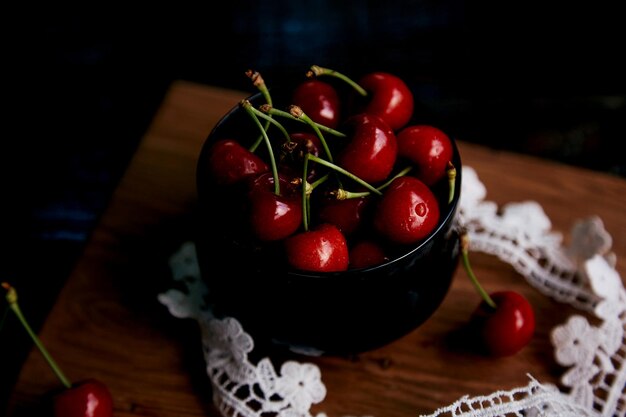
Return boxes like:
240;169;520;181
6;80;626;417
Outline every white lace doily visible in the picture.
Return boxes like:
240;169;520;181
158;165;625;417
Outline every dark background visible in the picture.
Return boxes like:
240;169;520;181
2;2;625;411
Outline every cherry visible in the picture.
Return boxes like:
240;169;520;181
373;176;440;244
279;132;322;180
2;282;113;417
471;291;536;357
356;71;414;131
53;379;114;417
205;139;269;185
317;196;370;236
248;172;302;242
459;232;535;356
285;223;349;272
349;240;388;269
308;66;414;131
291;79;341;129
338;113;398;184
249;189;302;242
397;125;454;186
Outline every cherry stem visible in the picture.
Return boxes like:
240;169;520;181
246;70;273;153
244;102;292;151
245;69;273;106
308;65;368;97
307;154;382;196
258;104;346;138
459;233;498;309
2;282;73;389
302;155;311;231
288;105;334;163
332;166;412;200
241;101;280;195
447;161;456;204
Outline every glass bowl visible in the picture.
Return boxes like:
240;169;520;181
194;87;462;356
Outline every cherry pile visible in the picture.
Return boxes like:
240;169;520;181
201;66;456;273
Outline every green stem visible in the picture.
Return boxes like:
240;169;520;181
246;103;292;149
459;234;497;309
332;166;413;200
241;102;280;195
308;65;368;97
246;70;273;153
302;154;311;231
258;105;346;138
288;105;334;163
2;282;72;389
447;161;457;204
307;154;382;196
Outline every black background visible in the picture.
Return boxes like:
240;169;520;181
2;2;625;411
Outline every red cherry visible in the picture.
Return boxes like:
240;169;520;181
459;232;535;357
248;180;302;241
374;176;440;244
397;125;454;186
54;378;114;417
471;291;536;357
291;79;341;128
205;139;269;185
285;223;349;272
279;132;322;180
2;283;113;417
357;72;414;131
338;113;398;184
349;240;388;269
317;196;370;236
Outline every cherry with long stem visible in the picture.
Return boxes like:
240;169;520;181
3;282;114;417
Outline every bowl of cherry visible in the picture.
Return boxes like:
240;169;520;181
194;66;462;356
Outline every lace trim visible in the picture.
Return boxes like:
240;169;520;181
158;165;625;417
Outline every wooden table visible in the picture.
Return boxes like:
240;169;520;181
6;81;626;417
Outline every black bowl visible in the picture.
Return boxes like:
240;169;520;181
194;88;462;356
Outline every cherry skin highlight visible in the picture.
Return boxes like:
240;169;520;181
53;379;114;417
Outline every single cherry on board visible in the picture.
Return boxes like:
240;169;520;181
291;79;341;129
459;233;535;357
2;282;114;417
373;176;440;245
285;223;349;272
397;125;454;186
